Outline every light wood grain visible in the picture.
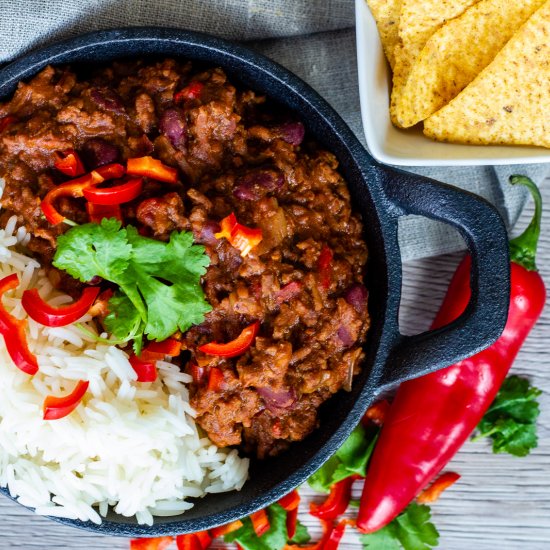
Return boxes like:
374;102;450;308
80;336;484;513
1;181;548;549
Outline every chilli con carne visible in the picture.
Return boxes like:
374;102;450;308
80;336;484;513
0;59;370;457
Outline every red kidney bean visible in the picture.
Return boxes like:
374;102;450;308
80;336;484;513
159;108;187;149
277;121;305;146
257;386;297;414
233;170;284;200
344;283;368;314
90;88;125;113
81;138;120;168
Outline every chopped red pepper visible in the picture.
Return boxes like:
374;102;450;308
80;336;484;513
0;274;39;375
215;213;263;257
54;149;86;177
198;321;260;358
41;170;105;225
175;534;202;550
324;520;348;550
193;531;212;549
310;476;355;520
210;519;243;538
129;355;158;383
86;202;123;223
43;380;89;420
362;399;390;427
0;115;17;133
278;489;300;511
286;507;299;540
130;537;174;550
127;156;178;184
143;338;182;357
318;244;333;290
95;163;126;180
417;471;460;504
174;81;204;103
83;177;143;205
207;367;224;392
22;287;100;328
250;509;270;537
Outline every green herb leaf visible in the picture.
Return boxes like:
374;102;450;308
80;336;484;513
224;504;288;550
289;520;311;545
308;423;379;493
54;220;211;348
475;375;541;456
54;218;132;282
361;503;439;550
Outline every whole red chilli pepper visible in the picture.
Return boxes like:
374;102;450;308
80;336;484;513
357;176;546;533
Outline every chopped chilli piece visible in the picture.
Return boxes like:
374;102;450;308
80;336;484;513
130;537;174;550
210;519;244;538
43;380;89;420
250;508;271;537
0;274;39;375
22;286;100;327
129;355;158;383
127;156;178;184
215;212;263;257
174;81;204;102
41;170;105;225
417;472;461;504
54;149;86;177
86;202;122;223
198;321;260;358
318;244;333;290
83;177;143;205
310;476;356;520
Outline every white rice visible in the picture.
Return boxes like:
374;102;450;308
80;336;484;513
0;182;249;525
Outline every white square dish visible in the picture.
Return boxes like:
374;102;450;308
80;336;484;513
355;0;550;166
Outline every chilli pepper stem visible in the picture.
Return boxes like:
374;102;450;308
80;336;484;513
508;175;542;272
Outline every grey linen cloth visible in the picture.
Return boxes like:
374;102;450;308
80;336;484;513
0;0;548;261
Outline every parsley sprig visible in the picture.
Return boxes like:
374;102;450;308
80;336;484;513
53;218;211;353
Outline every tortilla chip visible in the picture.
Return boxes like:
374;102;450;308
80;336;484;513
390;0;479;127
366;0;402;69
423;1;550;148
395;0;546;128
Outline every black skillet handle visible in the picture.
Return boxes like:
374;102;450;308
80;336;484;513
376;166;510;391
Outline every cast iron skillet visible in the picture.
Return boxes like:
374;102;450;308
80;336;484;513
0;28;510;536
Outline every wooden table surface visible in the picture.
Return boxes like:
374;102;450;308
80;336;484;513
1;179;548;549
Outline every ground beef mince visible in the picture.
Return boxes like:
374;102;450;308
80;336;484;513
0;59;370;458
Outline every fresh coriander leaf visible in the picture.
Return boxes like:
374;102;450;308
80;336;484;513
308;424;379;492
349;499;360;508
134;269;211;341
476;375;541;456
360;503;439;550
289;520;311;545
334;424;378;481
396;503;439;550
361;523;401;550
53;222;211;348
104;292;142;339
53;219;131;282
224;504;288;550
307;454;340;493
